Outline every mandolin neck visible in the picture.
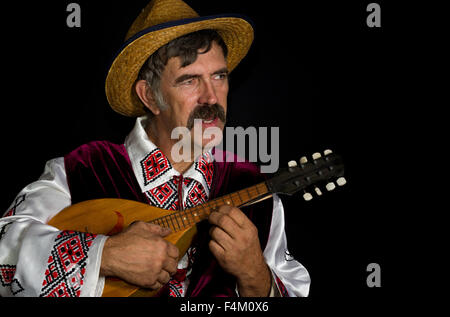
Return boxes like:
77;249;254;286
148;181;272;233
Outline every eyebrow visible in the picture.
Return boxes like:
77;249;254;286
212;67;229;76
174;67;229;85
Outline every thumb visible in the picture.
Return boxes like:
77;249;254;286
146;223;172;237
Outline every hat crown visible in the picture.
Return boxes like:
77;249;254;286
125;0;199;40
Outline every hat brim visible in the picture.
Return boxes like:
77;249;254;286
105;14;254;117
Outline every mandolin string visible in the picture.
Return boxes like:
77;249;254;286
150;182;269;232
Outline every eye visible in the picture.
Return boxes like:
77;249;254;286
181;78;197;86
213;73;228;81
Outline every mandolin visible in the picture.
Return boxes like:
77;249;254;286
47;149;345;297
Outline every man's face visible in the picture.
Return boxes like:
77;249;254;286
156;41;228;151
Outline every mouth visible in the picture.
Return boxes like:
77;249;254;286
202;117;215;124
201;116;218;126
186;104;226;130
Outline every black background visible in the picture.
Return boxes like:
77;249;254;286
1;0;419;307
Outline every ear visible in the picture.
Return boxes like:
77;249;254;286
135;80;161;115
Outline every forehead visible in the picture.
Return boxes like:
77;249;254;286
162;42;228;79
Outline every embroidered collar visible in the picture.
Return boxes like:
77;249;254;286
124;116;214;195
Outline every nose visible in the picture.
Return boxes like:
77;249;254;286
198;79;218;105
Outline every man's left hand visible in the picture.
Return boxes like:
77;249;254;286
208;205;271;297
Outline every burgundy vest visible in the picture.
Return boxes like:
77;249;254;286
64;141;273;297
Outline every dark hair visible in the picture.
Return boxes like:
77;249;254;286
137;29;228;113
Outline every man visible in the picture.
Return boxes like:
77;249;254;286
0;0;310;297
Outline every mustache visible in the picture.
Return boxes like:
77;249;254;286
186;104;226;130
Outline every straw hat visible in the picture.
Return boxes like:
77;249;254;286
105;0;254;117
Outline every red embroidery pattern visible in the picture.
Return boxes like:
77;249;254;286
0;264;24;295
0;265;15;285
146;180;179;210
140;149;171;186
185;182;208;209
168;278;184;297
39;231;96;297
149;182;176;207
195;154;214;188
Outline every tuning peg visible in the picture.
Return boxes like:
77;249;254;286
288;160;297;167
312;152;322;160
325;182;336;191
314;186;323;196
324;149;333;156
336;177;347;186
299;156;308;165
303;191;313;201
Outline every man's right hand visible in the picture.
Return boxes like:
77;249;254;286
100;221;179;290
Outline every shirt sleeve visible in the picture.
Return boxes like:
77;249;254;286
0;158;107;297
263;194;311;297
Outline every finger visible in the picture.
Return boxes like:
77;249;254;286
146;223;172;237
149;281;163;290
209;226;233;251
128;221;172;237
209;239;225;259
157;270;171;285
219;206;249;228
216;204;233;214
165;242;180;260
209;212;239;238
163;257;178;276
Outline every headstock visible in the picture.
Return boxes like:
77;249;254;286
266;149;345;201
